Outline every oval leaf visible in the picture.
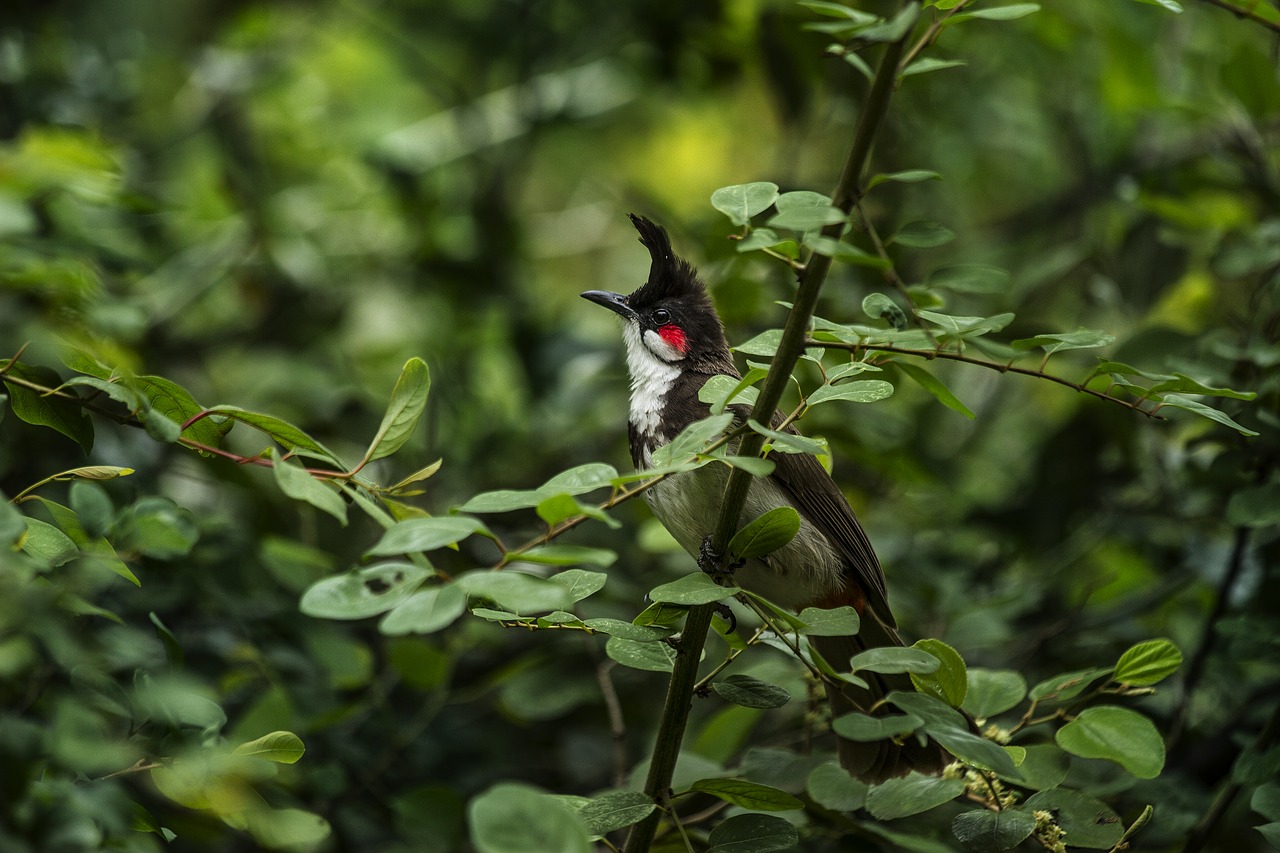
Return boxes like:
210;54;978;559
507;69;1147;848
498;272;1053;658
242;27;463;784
689;778;803;812
1113;638;1182;686
808;380;894;406
963;669;1028;719
952;808;1036;851
468;783;590;853
300;562;429;620
649;572;739;605
729;507;801;561
233;731;306;764
849;646;941;675
365;357;430;463
711;182;781;226
832;712;924;742
909;638;968;708
707;813;799;852
1055;706;1166;778
1023;788;1123;848
865;772;966;820
366;515;484;557
379;583;468;635
713;674;791;709
575;790;655;836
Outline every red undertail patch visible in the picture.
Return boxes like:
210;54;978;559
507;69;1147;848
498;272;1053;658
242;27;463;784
658;323;688;353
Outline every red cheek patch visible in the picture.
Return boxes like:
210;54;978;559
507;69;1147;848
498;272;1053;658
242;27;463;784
658;323;688;353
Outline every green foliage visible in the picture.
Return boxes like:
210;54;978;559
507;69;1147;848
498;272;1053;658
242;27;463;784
2;0;1276;850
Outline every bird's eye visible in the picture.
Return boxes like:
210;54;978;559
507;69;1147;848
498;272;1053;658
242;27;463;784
653;309;671;325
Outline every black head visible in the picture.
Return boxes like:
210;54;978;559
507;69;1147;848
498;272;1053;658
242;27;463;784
581;215;734;373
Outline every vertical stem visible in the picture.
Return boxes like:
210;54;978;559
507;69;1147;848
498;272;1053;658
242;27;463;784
624;12;916;850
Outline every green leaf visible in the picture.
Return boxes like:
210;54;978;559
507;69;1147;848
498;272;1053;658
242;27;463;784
890;220;955;249
805;236;889;268
711;182;781;226
651;412;734;466
1148;373;1256;400
888;693;1019;776
541;462;621;496
900;57;968;77
917;310;1014;337
21;517;79;567
910;638;968;708
0;498;24;547
799;0;878;21
513;545;617;567
388;459;443;493
207;405;342;463
649;572;739;605
271;451;348;525
951;3;1041;23
718;455;776;477
927;264;1010;294
795;605;860;637
767;190;847;232
111;496;199;560
243;808;331;849
729;507;801;561
735;228;797;255
1253;784;1280;822
550;568;608;602
1023;789;1123;848
863;293;908;329
1055;706;1166;778
575;790;655;836
895;361;975;418
865;772;966;820
849;647;940;675
833;712;924;742
379;583;468;635
713;675;791;709
869;170;942;188
707;813;799;852
468;783;590;853
951;808;1036;851
581;618;674;642
808;379;894;406
745;421;825;458
1158;394;1259;436
365;515;484;557
29;496;138;584
1114;638;1182;686
233;731;306;764
605;636;676;672
134;375;230;447
689;778;803;812
1230;484;1280;527
149;612;183;667
300;562;430;620
364;357;430;463
859;2;921;41
3;363;94;451
1011;329;1116;354
1029;666;1112;702
1134;0;1183;10
457;571;573;615
701;370;766;414
1006;744;1068;791
458;489;542;513
962;669;1027;719
806;761;868;812
734;329;785;357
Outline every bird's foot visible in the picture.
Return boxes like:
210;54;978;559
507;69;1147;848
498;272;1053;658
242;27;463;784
712;602;737;634
697;535;742;585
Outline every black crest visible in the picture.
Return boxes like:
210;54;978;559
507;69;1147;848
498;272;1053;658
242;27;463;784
627;214;708;308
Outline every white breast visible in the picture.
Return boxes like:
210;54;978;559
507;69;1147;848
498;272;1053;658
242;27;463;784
622;323;680;437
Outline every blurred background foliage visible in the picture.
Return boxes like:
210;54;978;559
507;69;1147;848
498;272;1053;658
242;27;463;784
0;0;1278;850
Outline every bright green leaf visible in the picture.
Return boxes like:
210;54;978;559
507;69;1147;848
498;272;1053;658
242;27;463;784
1114;638;1182;686
468;783;591;853
962;669;1027;719
808;379;894;406
910;638;968;707
271;451;348;525
729;507;801;561
233;731;306;764
1055;706;1165;778
711;182;781;226
364;357;430;463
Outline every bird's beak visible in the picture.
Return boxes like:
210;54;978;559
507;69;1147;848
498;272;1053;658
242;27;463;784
581;290;637;321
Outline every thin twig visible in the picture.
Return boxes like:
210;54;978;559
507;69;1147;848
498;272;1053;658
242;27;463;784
1196;0;1280;34
898;0;974;71
810;339;1165;418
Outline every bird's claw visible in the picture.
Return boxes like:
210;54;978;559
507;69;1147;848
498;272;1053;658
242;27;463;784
697;536;741;584
712;602;737;633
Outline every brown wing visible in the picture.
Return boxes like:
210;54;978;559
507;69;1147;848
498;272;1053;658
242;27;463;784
766;446;895;626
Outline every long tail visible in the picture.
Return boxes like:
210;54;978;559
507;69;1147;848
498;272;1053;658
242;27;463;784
811;611;950;784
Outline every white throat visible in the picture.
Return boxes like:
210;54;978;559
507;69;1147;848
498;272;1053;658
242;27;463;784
622;322;680;439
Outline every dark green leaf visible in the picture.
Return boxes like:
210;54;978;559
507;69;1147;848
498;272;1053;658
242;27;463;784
1114;638;1182;686
850;647;941;675
1023;789;1123;848
729;507;801;560
833;712;924;742
1227;484;1280;527
713;675;791;709
865;772;966;820
207;405;343;463
149;612;183;668
1252;784;1280;822
582;617;674;641
3;363;94;451
706;813;799;852
1005;744;1068;790
300;562;430;620
69;480;114;539
364;357;430;463
951;808;1036;851
1055;706;1165;778
135;375;229;447
711;182;780;226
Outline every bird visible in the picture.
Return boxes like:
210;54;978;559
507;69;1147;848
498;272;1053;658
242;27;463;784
582;214;948;783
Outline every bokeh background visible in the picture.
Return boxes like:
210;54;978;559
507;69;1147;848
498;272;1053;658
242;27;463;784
1;0;1277;850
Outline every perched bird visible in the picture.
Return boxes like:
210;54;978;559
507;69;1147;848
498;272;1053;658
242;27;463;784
582;215;947;783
